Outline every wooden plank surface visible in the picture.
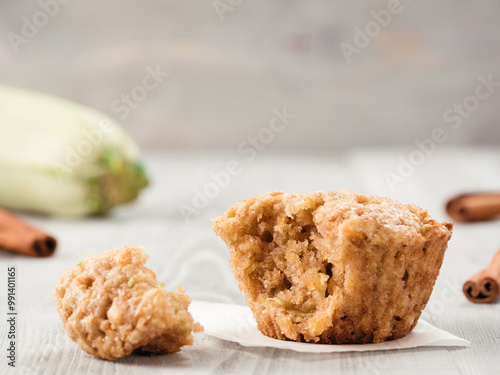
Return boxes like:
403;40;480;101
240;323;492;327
1;148;500;374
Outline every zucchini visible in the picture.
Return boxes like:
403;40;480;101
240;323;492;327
0;84;149;216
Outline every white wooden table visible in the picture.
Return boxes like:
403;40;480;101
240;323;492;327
1;148;499;374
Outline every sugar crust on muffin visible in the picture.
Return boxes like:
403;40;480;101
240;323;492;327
212;191;453;344
54;246;203;360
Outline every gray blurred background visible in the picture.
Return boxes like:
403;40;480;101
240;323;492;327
1;0;499;150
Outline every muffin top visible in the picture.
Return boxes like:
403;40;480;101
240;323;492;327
215;190;442;236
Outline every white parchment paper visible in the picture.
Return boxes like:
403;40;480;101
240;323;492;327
190;301;470;353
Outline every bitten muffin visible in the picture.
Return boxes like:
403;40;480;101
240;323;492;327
54;246;203;360
212;191;453;344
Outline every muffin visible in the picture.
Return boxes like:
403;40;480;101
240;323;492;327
54;246;203;360
212;191;453;344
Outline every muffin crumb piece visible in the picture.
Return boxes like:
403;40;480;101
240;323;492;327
54;246;203;360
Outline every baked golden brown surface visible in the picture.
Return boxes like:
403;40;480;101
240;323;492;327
213;191;453;344
54;246;203;360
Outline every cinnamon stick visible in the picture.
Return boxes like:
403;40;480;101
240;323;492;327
463;248;500;303
446;193;500;222
0;209;57;257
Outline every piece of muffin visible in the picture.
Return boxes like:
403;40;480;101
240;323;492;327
212;191;453;344
54;246;203;360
